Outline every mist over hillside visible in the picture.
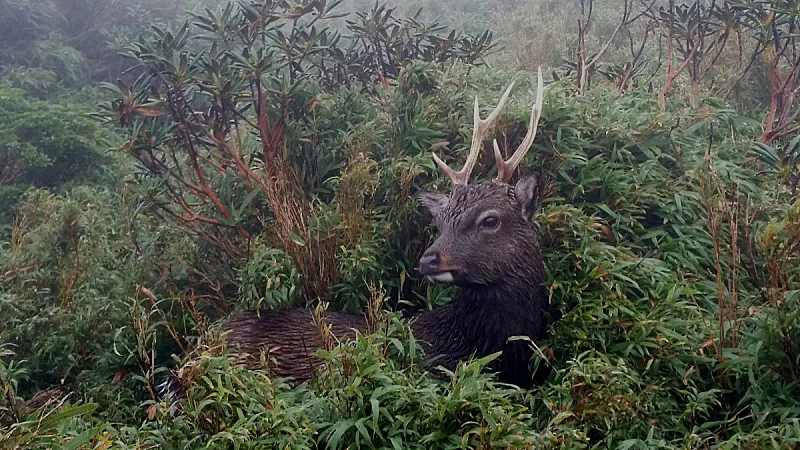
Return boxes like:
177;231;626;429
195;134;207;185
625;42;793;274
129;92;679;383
0;0;639;87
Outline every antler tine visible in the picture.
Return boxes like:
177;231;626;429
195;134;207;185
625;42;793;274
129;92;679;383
493;67;545;184
432;80;516;186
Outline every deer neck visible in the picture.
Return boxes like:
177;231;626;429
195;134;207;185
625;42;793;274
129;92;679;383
414;271;547;356
411;273;548;387
451;275;547;343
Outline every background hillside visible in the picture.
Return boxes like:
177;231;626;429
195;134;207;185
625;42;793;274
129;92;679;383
2;0;800;448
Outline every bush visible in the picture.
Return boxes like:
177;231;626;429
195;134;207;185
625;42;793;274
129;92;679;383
0;186;195;405
236;244;299;312
0;84;109;188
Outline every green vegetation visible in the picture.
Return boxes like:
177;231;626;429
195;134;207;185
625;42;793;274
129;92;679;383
2;0;800;448
0;85;112;235
0;85;109;186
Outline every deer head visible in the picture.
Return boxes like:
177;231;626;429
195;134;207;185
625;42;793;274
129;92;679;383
415;69;545;286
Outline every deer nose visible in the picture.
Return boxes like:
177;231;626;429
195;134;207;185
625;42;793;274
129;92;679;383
419;253;441;275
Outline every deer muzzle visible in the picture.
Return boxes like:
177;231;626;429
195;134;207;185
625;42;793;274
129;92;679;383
418;251;460;283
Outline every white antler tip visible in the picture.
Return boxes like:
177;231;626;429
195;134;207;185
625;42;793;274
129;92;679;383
534;67;545;112
492;67;547;184
492;139;502;162
431;152;447;170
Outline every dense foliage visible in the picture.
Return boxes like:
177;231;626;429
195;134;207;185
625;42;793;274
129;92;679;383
2;0;800;449
0;85;112;235
0;85;109;186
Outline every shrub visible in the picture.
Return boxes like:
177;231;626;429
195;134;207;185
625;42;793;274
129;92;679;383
236;244;299;312
0;186;193;401
0;85;108;188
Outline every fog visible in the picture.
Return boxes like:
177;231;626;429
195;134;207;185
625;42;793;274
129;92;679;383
1;0;635;91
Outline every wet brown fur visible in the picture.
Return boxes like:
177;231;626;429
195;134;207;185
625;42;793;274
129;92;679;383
225;175;553;388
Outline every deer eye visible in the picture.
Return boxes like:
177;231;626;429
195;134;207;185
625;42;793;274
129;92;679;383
481;216;499;229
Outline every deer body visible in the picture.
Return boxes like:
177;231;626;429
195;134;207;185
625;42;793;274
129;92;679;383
224;69;552;388
227;180;549;387
226;262;548;388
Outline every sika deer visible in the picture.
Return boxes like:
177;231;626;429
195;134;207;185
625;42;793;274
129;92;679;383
224;69;553;388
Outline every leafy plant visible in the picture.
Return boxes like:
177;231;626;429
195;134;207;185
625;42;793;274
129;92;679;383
236;244;299;312
0;85;108;188
750;137;800;196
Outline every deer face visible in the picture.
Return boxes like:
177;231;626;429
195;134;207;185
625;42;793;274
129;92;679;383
415;173;541;286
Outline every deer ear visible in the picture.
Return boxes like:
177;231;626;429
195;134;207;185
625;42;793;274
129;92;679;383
514;173;541;222
415;190;450;217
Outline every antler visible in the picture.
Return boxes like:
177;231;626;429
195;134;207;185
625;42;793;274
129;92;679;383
432;81;516;185
493;67;545;184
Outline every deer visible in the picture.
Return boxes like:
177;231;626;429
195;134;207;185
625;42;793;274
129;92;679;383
217;69;556;390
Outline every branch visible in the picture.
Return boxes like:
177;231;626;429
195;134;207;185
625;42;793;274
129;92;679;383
586;0;633;69
770;123;800;142
168;90;236;223
698;30;730;85
618;23;652;97
675;38;703;78
724;42;766;99
662;35;702;106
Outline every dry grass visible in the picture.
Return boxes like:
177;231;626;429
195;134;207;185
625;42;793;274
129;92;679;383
263;158;338;302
